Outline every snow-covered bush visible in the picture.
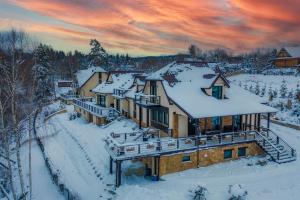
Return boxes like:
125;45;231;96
69;112;77;120
228;184;248;200
280;80;288;98
189;185;208;200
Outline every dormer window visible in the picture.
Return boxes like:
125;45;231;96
212;86;222;99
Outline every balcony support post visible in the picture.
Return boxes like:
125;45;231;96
115;160;122;187
109;156;113;174
267;113;270;129
139;106;142;129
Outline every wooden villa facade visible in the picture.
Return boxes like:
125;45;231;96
71;60;296;187
274;47;300;68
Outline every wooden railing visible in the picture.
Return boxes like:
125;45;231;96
73;98;120;118
134;94;160;106
105;130;258;159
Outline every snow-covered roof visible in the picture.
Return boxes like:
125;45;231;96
75;67;106;88
92;73;136;94
151;62;277;118
283;46;300;58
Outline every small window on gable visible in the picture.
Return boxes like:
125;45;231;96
212;86;222;99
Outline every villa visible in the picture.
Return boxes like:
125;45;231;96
72;59;296;187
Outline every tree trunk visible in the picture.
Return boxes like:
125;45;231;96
11;91;26;199
1;107;17;200
28;115;32;200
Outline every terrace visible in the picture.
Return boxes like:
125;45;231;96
104;129;260;161
134;94;161;107
73;98;120;119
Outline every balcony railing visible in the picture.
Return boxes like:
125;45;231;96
134;94;160;106
73;98;120;119
104;129;259;159
113;89;128;98
60;94;79;100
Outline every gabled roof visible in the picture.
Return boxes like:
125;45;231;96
92;72;137;94
75;67;106;88
282;46;300;58
148;61;276;118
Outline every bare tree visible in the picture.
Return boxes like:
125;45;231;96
1;29;31;199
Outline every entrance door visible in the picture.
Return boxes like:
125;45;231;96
188;118;196;136
116;99;120;112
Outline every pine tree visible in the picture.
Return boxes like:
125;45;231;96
280;80;287;98
88;39;108;67
249;85;253;93
288;89;294;99
268;86;273;101
255;81;260;95
261;84;266;97
32;44;52;107
273;88;278;98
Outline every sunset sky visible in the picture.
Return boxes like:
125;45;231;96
0;0;299;56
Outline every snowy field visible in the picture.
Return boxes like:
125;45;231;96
229;74;300;125
32;105;300;200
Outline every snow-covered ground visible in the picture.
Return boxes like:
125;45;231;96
229;74;300;125
34;105;300;200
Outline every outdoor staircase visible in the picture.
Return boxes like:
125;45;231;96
256;128;296;164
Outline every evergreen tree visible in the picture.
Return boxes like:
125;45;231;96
273;88;278;98
268;86;273;101
261;84;266;97
255;81;260;95
280;80;288;98
88;39;108;67
288;89;294;99
32;44;52;106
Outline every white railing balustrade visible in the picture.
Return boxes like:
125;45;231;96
105;130;260;159
74;98;120;118
135;94;160;106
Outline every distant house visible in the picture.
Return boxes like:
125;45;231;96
274;47;300;68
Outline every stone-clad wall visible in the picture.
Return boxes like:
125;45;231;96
159;142;264;176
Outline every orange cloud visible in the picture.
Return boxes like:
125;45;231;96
3;0;300;55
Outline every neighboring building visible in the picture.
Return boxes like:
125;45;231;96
71;59;296;187
274;47;300;68
75;67;107;97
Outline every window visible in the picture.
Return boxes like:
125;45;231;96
99;95;106;107
133;103;137;118
224;149;233;159
150;81;157;96
212;116;221;130
238;147;247;157
98;73;102;83
212;86;222;99
182;155;191;162
151;109;169;126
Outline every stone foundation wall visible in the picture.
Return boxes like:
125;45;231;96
158;142;264;176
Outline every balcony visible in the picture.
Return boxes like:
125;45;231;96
113;89;128;99
73;98;120;119
60;94;79;100
104;129;259;160
134;94;160;107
